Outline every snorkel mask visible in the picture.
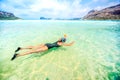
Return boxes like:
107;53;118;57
58;34;67;42
61;38;66;42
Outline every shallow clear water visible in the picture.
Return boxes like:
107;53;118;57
0;20;120;80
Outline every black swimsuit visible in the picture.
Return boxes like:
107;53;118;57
45;41;60;49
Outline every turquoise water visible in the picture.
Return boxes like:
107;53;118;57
0;20;120;80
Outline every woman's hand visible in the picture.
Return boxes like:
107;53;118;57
70;41;75;45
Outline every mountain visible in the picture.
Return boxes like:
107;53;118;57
0;11;21;20
83;4;120;20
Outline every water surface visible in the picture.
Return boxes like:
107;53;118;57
0;20;120;80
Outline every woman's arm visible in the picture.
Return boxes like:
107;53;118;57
62;41;75;46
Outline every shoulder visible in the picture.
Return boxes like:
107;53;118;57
57;42;63;46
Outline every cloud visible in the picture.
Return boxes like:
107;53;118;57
94;1;119;10
93;0;108;2
0;0;119;19
93;0;99;2
0;0;90;19
28;0;86;18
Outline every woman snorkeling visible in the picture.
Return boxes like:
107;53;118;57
11;34;74;60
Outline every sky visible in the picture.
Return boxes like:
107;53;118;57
0;0;119;19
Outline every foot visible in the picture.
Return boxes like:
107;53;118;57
11;53;18;61
15;47;21;52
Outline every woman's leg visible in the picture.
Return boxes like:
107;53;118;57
21;44;45;50
17;50;38;57
15;44;45;52
17;46;48;57
11;45;48;60
20;46;34;50
15;46;34;52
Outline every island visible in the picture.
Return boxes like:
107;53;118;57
83;4;120;20
0;11;21;20
40;17;51;20
40;17;81;20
